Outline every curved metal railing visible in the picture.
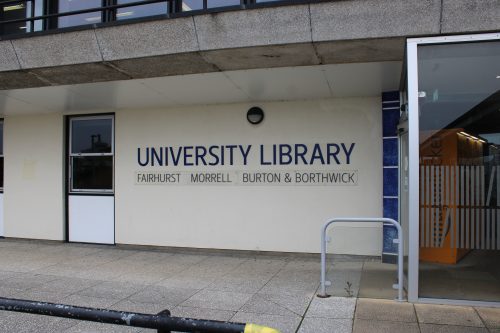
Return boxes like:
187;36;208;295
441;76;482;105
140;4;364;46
318;217;405;301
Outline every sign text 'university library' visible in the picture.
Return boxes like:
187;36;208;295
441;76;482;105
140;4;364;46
136;142;358;186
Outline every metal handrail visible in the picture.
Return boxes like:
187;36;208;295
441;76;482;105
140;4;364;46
0;297;280;333
318;217;405;301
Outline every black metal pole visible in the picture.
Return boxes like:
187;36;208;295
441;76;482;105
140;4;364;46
0;297;246;333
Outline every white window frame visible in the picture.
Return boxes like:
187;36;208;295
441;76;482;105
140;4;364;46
68;115;114;194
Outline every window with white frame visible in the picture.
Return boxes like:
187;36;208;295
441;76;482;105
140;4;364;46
69;116;113;193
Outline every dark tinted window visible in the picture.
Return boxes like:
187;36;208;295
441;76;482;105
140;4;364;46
72;156;113;190
0;1;28;35
71;118;112;154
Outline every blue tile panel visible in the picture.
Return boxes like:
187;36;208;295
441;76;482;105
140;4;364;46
382;91;400;260
383;168;398;197
383;225;399;253
383;197;398;221
383;138;398;166
382;91;399;101
382;109;400;137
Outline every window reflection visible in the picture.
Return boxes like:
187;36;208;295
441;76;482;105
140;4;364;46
182;0;203;11
117;0;167;20
72;156;113;190
207;0;240;8
58;0;102;28
182;0;241;11
71;119;112;154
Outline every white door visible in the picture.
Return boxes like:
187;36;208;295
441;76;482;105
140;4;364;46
68;115;114;244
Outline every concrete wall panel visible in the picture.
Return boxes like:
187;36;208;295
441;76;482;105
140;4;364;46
195;5;311;51
12;30;102;69
441;0;500;34
311;0;441;42
0;41;20;72
96;18;198;61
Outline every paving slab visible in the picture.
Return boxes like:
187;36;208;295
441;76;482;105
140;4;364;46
128;286;198;307
170;306;235;322
33;277;102;294
0;285;23;297
64;321;140;333
155;276;215;289
355;298;416;322
415;303;484;327
14;290;68;303
353;318;419;333
298;317;352;333
240;292;313;317
231;312;301;333
205;276;270;294
305;296;356;319
76;281;148;300
0;273;59;290
60;294;121;309
419;323;489;333
358;261;398;300
109;299;170;314
0;312;77;333
475;307;500;329
180;290;254;311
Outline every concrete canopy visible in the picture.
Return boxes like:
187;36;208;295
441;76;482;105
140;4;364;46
0;0;498;91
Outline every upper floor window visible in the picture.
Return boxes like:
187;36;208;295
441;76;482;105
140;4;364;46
116;0;168;20
0;0;43;35
182;0;240;11
0;0;293;36
58;0;102;28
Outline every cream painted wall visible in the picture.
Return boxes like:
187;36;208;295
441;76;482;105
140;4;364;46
4;114;64;240
116;97;383;254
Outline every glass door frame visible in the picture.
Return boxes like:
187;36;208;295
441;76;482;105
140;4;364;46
406;32;500;306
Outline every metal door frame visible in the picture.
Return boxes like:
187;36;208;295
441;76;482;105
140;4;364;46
406;32;500;307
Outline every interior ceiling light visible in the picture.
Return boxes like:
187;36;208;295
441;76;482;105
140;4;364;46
458;131;486;143
116;11;134;17
3;4;25;11
182;4;192;11
496;75;500;79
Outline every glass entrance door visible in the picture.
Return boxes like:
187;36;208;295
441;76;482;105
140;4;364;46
407;34;500;303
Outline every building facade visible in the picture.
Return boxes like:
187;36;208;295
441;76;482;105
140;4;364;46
0;0;499;305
